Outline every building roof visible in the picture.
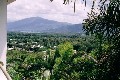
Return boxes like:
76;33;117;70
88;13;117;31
7;0;16;5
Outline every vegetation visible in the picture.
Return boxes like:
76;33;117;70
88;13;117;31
7;0;120;79
7;32;98;80
83;0;120;79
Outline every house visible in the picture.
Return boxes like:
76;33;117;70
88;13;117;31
0;0;15;79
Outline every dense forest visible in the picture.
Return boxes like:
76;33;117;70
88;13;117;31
7;32;99;80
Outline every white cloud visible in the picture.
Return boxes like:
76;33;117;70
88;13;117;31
7;0;91;24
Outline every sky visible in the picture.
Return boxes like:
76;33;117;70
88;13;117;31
7;0;93;24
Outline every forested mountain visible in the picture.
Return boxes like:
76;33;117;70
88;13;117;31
7;17;83;33
44;24;83;33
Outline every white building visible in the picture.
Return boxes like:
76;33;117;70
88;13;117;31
0;0;15;79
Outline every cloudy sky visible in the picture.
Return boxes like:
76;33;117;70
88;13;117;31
7;0;93;24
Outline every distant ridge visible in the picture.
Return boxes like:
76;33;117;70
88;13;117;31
7;17;83;33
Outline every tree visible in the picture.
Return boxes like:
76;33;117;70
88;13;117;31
83;0;120;79
51;0;120;79
51;42;98;80
52;42;74;79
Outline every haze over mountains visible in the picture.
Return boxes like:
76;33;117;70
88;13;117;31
7;17;83;33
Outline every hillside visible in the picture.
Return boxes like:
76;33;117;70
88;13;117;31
7;17;83;33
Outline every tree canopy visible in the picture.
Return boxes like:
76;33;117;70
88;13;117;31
83;0;120;79
51;0;120;79
7;0;120;79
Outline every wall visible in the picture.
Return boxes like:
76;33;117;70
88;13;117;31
0;0;7;80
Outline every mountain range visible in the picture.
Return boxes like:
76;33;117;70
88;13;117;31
7;17;83;33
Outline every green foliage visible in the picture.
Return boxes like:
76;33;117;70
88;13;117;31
52;42;74;79
58;42;73;58
51;42;97;80
7;32;101;80
7;34;98;80
83;0;120;79
7;50;45;79
7;0;120;80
